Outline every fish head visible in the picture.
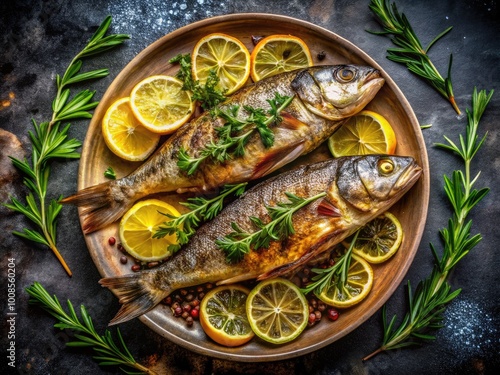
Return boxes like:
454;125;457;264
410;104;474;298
291;65;385;120
335;155;422;213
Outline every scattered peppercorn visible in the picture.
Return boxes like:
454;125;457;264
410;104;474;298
108;237;116;246
317;50;326;61
131;264;141;272
120;256;128;264
327;308;339;321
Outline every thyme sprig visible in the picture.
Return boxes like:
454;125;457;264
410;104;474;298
368;0;460;114
363;88;492;361
300;231;360;295
177;93;293;175
169;53;226;110
216;191;326;262
4;16;128;276
26;282;156;375
154;183;247;252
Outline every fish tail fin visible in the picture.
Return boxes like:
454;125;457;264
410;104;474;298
61;181;131;234
99;273;169;325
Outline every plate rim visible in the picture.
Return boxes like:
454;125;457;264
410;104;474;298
78;12;430;361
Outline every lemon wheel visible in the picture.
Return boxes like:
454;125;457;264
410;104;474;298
102;97;160;161
130;75;194;134
246;278;308;344
119;199;180;262
192;33;251;95
351;212;403;264
316;254;373;308
328;110;397;157
199;285;254;347
250;34;313;82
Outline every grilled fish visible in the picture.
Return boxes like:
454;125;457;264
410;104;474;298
62;65;384;233
101;155;422;325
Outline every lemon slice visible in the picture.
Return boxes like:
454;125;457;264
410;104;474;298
351;212;403;264
199;285;254;347
328;110;397;157
250;34;313;82
102;97;160;161
246;278;308;344
192;33;251;95
119;199;180;262
316;254;373;308
130;75;194;134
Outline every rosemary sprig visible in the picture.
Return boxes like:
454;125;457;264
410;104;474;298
368;0;460;114
300;231;360;295
26;282;156;375
216;191;326;262
169;53;226;110
4;16;128;276
363;88;492;361
177;93;293;175
154;183;247;251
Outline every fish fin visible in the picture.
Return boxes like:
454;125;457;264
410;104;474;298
317;199;342;217
217;272;261;286
257;251;318;280
99;273;169;325
251;140;306;179
279;112;309;131
61;182;131;234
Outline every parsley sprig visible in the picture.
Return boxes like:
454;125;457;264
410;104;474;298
177;93;293;175
300;231;360;296
169;53;226;110
26;282;156;375
4;16;128;276
216;191;326;262
368;0;460;114
154;183;247;252
363;88;492;360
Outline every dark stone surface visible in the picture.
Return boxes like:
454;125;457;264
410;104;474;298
1;0;499;374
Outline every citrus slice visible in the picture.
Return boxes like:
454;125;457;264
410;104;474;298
130;75;194;134
316;254;373;308
192;33;251;95
328;110;397;157
119;199;180;262
250;34;313;82
102;97;160;161
199;285;254;347
351;212;403;264
246;278;308;344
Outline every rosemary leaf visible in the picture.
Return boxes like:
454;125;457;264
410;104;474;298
26;282;156;374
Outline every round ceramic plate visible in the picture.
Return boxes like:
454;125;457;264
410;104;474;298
78;14;429;361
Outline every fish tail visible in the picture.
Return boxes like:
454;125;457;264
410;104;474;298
61;181;131;234
99;273;169;325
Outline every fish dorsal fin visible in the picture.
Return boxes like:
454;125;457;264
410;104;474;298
252;140;305;179
317;199;342;217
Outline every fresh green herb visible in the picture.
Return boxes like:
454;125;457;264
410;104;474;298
363;88;492;361
216;191;326;262
368;0;460;114
154;183;247;252
300;231;360;296
177;93;293;175
26;282;156;375
4;16;128;276
169;53;226;110
104;166;117;179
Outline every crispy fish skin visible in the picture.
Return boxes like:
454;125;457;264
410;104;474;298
62;65;384;233
100;155;422;325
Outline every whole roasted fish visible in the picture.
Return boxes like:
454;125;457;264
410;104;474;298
62;65;384;233
101;155;422;325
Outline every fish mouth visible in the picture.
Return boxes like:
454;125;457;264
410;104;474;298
394;160;423;193
361;69;385;97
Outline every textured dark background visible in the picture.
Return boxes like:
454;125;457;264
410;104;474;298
1;0;499;374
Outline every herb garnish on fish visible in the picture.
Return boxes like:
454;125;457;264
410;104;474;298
154;182;248;252
216;191;327;262
177;93;293;175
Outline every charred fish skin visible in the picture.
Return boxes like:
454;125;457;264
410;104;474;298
100;155;421;325
62;65;384;233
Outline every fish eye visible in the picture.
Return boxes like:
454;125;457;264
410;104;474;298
378;159;395;174
335;67;356;82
